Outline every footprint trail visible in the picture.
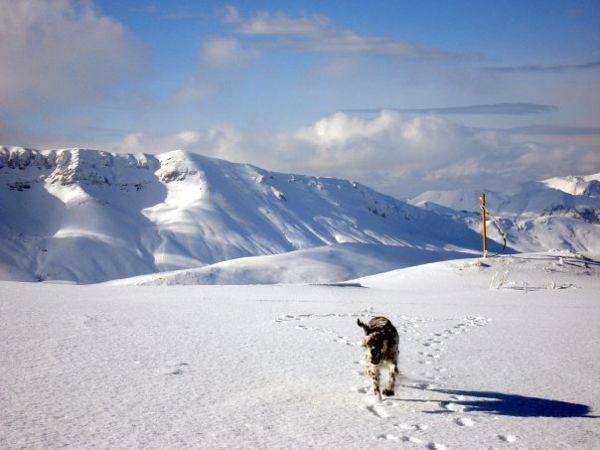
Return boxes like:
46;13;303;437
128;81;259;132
274;309;497;448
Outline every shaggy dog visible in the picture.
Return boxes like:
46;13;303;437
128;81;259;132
357;316;399;400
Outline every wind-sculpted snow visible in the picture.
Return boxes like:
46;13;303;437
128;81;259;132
1;146;487;283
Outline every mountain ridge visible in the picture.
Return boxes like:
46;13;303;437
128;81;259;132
409;174;600;256
1;146;489;283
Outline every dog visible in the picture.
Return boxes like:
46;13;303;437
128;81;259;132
357;316;399;400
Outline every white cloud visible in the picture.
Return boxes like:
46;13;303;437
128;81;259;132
238;12;330;37
0;0;146;110
104;110;600;198
232;11;476;60
296;111;471;170
107;126;243;159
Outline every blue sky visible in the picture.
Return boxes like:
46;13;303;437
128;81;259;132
1;0;599;196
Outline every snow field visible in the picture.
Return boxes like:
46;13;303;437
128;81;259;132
1;253;599;449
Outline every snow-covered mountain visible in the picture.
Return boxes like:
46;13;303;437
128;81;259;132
541;173;600;197
1;146;489;283
410;189;508;213
410;174;600;256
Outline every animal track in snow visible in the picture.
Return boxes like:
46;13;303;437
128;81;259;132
378;424;447;450
395;422;429;432
455;417;474;427
274;310;492;448
157;362;190;376
426;443;448;450
416;382;438;390
499;434;518;443
274;312;363;347
376;433;400;440
274;311;489;354
351;386;369;394
441;401;465;413
364;403;390;419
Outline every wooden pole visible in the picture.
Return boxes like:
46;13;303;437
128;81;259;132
480;193;488;257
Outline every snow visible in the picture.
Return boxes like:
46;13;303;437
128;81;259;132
2;146;600;448
1;252;599;449
410;189;508;213
106;243;476;286
409;175;600;258
541;173;600;197
3;146;599;285
0;146;489;284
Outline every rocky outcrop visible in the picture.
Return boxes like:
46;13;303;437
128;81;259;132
0;146;159;187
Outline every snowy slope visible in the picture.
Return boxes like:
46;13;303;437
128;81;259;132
410;189;508;213
1;252;599;449
107;243;476;286
410;174;600;257
0;146;488;283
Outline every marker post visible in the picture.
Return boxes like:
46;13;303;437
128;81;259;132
480;193;488;257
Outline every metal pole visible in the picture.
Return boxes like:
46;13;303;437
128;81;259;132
480;193;488;257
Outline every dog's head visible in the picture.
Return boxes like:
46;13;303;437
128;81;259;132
357;319;384;365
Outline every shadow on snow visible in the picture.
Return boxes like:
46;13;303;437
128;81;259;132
427;388;598;418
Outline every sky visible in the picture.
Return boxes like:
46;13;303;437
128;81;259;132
1;0;599;198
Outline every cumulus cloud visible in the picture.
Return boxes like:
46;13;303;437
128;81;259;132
106;111;600;197
107;126;245;159
296;112;599;195
0;0;146;110
296;111;472;170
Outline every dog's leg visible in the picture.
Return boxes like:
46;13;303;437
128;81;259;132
369;365;382;401
382;362;398;397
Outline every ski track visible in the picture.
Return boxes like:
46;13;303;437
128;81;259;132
273;309;514;448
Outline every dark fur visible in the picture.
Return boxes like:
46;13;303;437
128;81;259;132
357;316;399;400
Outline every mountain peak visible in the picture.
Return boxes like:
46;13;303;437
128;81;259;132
541;173;600;197
1;146;487;283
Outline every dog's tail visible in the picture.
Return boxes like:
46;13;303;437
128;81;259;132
357;318;370;334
